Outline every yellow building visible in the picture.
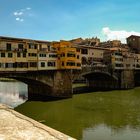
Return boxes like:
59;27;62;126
52;41;81;70
0;36;81;71
0;37;28;71
0;36;59;71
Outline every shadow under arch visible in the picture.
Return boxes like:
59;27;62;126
82;71;119;90
0;75;53;101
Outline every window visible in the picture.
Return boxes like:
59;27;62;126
15;62;28;68
62;62;64;66
23;53;26;57
39;44;42;50
126;64;130;67
76;48;80;52
1;53;5;57
29;44;31;49
32;53;37;57
29;62;37;67
28;53;37;57
61;53;65;57
77;63;81;67
6;43;11;51
67;53;75;57
48;61;56;67
8;53;13;58
77;55;79;59
48;46;50;51
28;43;37;49
115;64;123;67
34;44;37;49
81;49;88;54
17;52;21;57
115;52;122;56
66;62;75;66
49;54;57;58
18;44;23;50
0;63;5;68
5;63;14;68
41;62;45;67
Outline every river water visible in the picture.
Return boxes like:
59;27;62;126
1;81;140;140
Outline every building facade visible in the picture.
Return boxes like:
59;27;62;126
127;35;140;52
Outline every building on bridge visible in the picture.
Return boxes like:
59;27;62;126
71;37;106;67
127;35;140;53
103;47;140;71
52;40;81;70
0;36;81;72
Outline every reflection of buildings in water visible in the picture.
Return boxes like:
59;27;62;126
19;94;28;100
0;91;27;108
0;81;28;107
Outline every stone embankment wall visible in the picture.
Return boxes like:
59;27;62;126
0;104;76;140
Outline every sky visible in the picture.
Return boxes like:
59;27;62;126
0;0;140;43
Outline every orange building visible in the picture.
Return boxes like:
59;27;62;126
52;41;81;70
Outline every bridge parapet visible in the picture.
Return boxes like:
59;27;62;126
82;65;111;75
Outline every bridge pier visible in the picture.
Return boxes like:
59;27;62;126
28;70;73;100
52;70;72;98
120;70;134;89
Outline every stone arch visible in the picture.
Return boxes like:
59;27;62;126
83;71;119;89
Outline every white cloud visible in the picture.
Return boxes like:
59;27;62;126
13;7;32;22
102;27;140;43
16;17;24;22
26;7;31;10
14;12;23;16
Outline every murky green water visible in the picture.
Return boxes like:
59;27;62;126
1;81;140;140
15;87;140;140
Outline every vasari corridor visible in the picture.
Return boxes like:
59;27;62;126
1;0;140;140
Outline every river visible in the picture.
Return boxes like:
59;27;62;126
1;80;140;140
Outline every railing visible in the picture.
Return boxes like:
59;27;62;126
82;64;109;73
81;64;119;79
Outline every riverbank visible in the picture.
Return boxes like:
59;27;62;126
0;104;76;140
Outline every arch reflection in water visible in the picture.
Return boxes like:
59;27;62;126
0;81;28;107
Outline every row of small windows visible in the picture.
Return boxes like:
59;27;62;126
113;52;122;56
60;53;75;57
60;53;79;59
115;64;124;67
28;53;37;57
6;43;24;51
39;54;46;57
0;62;56;68
28;44;37;49
39;54;57;58
41;62;56;67
0;52;27;58
0;62;31;68
115;63;140;68
4;43;51;51
61;62;81;67
0;52;80;58
49;54;57;58
115;58;123;61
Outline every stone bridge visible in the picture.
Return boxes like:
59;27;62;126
0;70;73;100
0;66;137;100
81;65;135;90
81;66;119;89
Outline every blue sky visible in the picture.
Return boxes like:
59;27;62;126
0;0;140;42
